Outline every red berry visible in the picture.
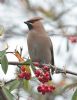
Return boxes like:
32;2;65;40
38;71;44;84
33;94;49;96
20;66;26;72
45;72;50;76
37;85;42;92
48;87;52;92
44;73;50;79
25;72;31;80
41;87;45;95
43;65;50;71
35;70;41;77
44;85;48;92
38;76;43;82
18;72;25;78
43;72;50;82
33;62;40;67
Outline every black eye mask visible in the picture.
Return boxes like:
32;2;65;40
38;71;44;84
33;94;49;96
24;22;33;30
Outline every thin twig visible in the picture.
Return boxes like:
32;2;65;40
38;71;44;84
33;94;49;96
5;79;16;84
48;33;77;37
45;32;77;38
55;3;77;20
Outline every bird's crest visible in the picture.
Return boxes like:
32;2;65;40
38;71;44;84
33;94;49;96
26;17;43;23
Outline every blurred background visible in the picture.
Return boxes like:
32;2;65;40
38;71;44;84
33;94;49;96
0;0;77;100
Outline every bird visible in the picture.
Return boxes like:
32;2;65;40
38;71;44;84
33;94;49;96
24;17;54;76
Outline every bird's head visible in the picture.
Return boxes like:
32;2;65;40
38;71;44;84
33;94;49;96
24;17;43;30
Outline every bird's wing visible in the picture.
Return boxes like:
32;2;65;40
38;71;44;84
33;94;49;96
51;44;54;65
49;38;54;75
49;38;54;65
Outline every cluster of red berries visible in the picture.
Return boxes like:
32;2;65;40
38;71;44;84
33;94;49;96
34;65;51;83
35;69;51;83
37;84;55;95
68;36;77;43
33;62;55;94
18;66;31;80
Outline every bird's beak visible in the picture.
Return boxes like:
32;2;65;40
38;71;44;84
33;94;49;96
24;21;29;25
24;21;32;26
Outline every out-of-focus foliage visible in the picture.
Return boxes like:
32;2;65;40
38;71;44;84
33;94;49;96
2;87;14;100
72;89;77;100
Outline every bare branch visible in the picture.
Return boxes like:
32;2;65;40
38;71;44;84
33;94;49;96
55;3;77;20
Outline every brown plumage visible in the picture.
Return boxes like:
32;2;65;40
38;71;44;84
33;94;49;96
24;17;54;74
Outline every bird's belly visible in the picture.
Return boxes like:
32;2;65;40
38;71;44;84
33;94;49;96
29;43;51;64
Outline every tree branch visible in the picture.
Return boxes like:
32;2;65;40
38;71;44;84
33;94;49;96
0;60;77;76
50;65;77;76
48;33;77;37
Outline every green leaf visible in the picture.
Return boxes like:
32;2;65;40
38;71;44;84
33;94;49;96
5;80;20;92
23;79;31;92
72;89;77;100
0;50;6;57
26;59;36;71
1;55;8;74
25;59;31;65
2;87;14;100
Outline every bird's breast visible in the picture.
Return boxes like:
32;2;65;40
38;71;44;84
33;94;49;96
27;35;51;64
